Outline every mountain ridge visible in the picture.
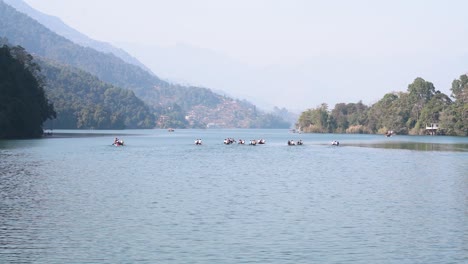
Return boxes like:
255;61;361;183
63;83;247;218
0;0;290;128
3;0;153;74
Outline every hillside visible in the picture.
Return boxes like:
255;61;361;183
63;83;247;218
3;0;152;73
37;57;155;129
0;0;290;128
0;0;157;93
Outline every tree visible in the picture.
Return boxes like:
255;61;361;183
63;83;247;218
329;101;369;133
442;74;468;136
367;93;403;133
0;45;55;138
407;78;436;131
450;74;468;102
419;92;452;128
297;103;330;133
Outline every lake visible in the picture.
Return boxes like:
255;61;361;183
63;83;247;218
1;129;467;263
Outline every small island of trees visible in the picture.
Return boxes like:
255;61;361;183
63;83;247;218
297;77;467;136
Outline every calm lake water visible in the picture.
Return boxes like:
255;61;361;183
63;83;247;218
1;129;467;264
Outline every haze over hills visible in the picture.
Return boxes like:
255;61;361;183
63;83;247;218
16;0;468;113
3;0;152;74
120;40;468;113
0;0;291;128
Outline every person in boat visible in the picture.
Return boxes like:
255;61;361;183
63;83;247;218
331;140;339;146
238;139;245;144
297;140;303;145
195;139;202;145
288;140;295;146
113;137;124;146
224;138;236;144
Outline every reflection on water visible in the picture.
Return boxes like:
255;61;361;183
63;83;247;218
349;141;468;152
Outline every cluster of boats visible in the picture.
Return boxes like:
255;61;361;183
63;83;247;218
113;137;340;147
222;138;266;145
196;138;308;146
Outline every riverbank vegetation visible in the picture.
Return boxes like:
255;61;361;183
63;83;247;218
297;77;468;136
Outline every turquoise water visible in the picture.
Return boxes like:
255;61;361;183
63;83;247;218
1;129;467;263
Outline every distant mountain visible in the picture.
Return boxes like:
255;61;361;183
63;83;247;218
0;1;157;93
3;0;153;74
0;0;290;128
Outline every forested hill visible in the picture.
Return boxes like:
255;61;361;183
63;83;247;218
37;57;155;129
0;0;290;128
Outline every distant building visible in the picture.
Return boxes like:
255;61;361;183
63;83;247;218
425;123;439;135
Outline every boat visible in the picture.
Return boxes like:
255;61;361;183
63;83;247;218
113;138;124;146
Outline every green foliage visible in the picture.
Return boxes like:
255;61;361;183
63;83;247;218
297;77;468;136
442;74;468;136
330;101;368;133
367;92;410;134
38;58;155;129
297;104;330;133
0;45;55;138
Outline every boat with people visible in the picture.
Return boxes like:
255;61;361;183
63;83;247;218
113;137;124;146
331;140;340;146
224;138;236;145
257;139;266;144
238;139;245;145
288;139;304;146
195;139;202;145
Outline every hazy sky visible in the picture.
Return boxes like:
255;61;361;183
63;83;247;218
22;0;468;111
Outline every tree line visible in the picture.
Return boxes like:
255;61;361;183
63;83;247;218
297;77;468;136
